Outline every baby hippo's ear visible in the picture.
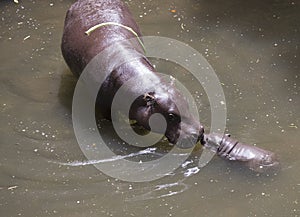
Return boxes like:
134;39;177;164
143;92;156;106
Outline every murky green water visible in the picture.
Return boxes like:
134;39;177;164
1;0;299;216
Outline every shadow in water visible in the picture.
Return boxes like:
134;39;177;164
57;68;77;111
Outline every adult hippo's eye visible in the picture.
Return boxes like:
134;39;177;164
168;113;180;122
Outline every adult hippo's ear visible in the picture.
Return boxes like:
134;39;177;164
143;92;156;107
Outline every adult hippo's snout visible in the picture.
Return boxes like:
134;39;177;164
165;116;204;148
160;115;204;149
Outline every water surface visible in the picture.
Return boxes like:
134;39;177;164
0;0;299;216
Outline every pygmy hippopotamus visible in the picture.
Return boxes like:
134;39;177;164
61;0;204;148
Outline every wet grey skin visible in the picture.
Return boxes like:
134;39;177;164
61;0;204;148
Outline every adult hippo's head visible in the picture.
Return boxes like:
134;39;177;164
129;84;204;148
96;57;204;149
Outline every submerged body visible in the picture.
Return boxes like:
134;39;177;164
203;133;279;173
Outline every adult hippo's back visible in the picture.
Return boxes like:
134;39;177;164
61;0;205;147
61;0;142;76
